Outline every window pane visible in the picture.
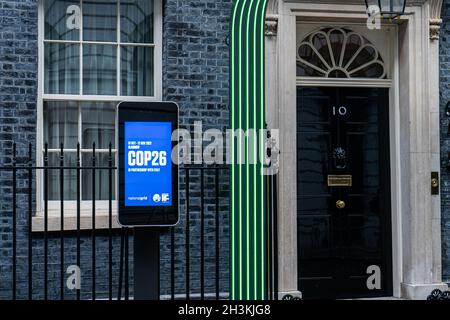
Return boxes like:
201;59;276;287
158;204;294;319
44;0;80;41
44;101;79;149
48;152;77;201
380;0;404;13
83;0;117;42
121;46;154;96
82;153;116;200
45;43;80;94
83;45;117;95
121;0;154;43
81;102;116;149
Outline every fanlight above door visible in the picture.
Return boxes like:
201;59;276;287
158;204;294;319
297;27;386;79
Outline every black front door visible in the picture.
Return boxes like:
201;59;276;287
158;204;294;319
297;87;392;299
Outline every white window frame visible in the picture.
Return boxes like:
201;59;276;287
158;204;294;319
34;0;163;231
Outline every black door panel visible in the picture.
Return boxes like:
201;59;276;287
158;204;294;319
297;87;392;299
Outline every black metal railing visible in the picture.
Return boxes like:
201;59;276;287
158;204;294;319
161;166;230;300
0;142;123;300
0;142;278;300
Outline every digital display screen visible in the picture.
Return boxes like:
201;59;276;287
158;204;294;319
124;122;173;207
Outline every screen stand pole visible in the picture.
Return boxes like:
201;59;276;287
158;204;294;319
134;227;160;300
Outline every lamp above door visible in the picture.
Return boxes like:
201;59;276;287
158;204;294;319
365;0;407;19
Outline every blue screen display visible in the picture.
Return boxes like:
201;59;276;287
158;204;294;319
125;122;173;207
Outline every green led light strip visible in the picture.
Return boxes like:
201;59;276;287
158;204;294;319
230;0;268;301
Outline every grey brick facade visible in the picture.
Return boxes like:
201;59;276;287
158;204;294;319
0;0;38;299
159;0;232;297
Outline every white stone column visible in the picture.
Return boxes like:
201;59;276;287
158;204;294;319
265;0;301;299
400;0;448;299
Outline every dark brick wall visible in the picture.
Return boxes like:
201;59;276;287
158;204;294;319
160;0;232;297
440;2;450;285
0;0;38;299
0;2;37;162
0;0;231;299
162;0;231;131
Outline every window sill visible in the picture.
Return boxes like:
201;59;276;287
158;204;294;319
32;211;121;233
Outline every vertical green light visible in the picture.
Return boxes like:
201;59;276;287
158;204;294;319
230;0;240;301
260;0;269;300
237;1;247;300
230;0;268;301
245;0;257;300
